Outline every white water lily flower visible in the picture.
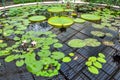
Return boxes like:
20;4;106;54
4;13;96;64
31;41;37;45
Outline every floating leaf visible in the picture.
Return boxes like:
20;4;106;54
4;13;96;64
98;53;105;58
81;14;101;21
48;16;74;28
38;50;51;57
97;58;106;63
16;60;24;67
68;39;86;48
29;16;46;22
51;52;65;60
74;18;85;23
93;62;102;68
5;55;15;62
88;66;99;74
85;61;92;66
62;57;71;62
53;43;63;48
69;53;75;57
88;56;97;62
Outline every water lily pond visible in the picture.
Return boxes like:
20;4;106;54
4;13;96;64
0;2;120;80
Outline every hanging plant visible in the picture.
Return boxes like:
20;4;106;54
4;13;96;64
85;53;106;74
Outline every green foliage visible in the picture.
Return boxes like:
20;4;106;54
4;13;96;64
48;7;64;13
48;16;74;28
68;38;101;48
29;16;46;23
91;31;113;37
62;57;71;62
85;53;106;74
81;14;101;21
3;31;72;77
13;0;41;4
74;18;86;23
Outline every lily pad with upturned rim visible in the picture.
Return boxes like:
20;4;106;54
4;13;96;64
48;7;64;13
48;16;74;28
29;16;46;23
81;14;101;21
74;18;86;23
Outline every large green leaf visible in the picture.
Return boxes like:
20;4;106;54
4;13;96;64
53;43;63;48
97;57;106;63
81;14;101;21
5;55;15;62
93;62;102;68
48;16;74;28
68;39;86;48
51;52;65;60
74;18;85;23
48;7;64;13
29;16;46;22
88;66;99;74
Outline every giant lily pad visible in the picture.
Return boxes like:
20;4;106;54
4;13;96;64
68;39;86;48
29;16;46;23
48;16;74;28
48;7;64;13
74;18;86;23
81;14;101;22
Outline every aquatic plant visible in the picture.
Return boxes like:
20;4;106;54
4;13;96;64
85;53;106;74
68;38;101;48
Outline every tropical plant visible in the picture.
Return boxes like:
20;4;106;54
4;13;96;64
85;53;106;74
81;14;101;22
4;31;72;77
68;38;101;48
29;16;46;23
48;16;74;28
74;18;86;23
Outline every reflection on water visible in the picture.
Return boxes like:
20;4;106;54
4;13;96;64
28;22;52;32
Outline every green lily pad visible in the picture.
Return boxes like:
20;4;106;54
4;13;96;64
48;16;74;28
5;55;15;62
85;61;92;66
38;50;51;57
51;52;65;60
74;18;86;23
53;43;63;48
29;16;46;22
91;31;105;37
98;53;105;58
68;39;86;48
93;62;102;68
81;14;101;21
97;57;106;63
48;7;64;13
88;66;99;74
69;53;74;57
88;56;97;62
16;60;24;67
62;57;71;62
